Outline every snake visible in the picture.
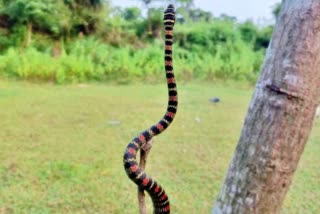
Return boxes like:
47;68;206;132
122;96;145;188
123;4;177;214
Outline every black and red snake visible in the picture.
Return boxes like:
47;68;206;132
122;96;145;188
123;4;177;214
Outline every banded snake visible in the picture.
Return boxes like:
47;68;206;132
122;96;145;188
123;4;177;214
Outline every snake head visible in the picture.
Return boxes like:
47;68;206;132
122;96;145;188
164;4;176;26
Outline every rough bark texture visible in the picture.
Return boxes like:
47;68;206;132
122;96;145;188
213;0;320;213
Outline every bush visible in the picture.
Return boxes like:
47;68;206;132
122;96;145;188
0;48;56;81
0;31;266;84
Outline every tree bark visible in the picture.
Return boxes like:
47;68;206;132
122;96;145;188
26;22;32;46
138;139;154;214
212;0;320;213
147;7;152;37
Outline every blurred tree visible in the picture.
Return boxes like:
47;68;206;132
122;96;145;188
238;20;257;44
63;0;104;8
132;0;193;36
0;0;111;48
148;7;162;37
272;2;281;19
64;0;108;35
122;7;142;21
188;8;212;22
255;25;273;50
175;0;193;8
0;0;63;46
219;13;237;22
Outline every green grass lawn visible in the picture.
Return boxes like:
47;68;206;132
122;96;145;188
0;80;319;213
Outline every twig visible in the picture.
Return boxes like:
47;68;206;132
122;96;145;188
138;139;154;214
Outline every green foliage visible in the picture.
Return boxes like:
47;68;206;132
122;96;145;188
0;33;267;83
0;25;25;50
2;0;49;24
238;21;257;44
272;2;281;19
255;25;273;50
0;0;274;84
122;7;142;21
1;0;69;33
0;47;54;80
0;39;103;83
188;8;213;22
0;0;108;43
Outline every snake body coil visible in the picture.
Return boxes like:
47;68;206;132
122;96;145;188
123;5;177;214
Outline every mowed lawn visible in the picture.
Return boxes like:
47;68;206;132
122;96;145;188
0;80;319;213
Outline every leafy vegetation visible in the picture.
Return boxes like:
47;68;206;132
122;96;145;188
0;80;318;213
0;0;276;83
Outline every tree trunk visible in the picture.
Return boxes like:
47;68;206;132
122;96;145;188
147;8;152;36
138;139;154;214
26;22;32;46
212;0;320;213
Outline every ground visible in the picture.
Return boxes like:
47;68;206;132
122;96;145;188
0;80;319;213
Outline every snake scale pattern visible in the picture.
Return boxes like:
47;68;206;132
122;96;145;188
123;4;177;214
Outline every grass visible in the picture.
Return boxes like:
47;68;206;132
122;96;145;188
0;80;319;213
